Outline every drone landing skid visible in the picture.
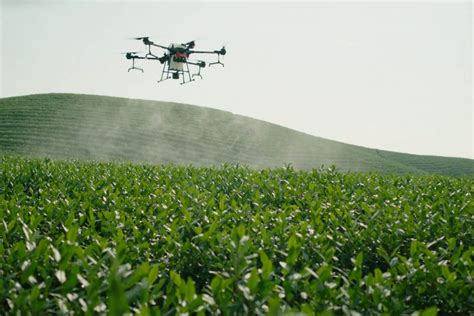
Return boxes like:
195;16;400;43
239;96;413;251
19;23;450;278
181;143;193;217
209;55;224;67
180;79;195;85
209;61;224;67
192;66;203;79
128;58;144;73
157;77;171;83
128;66;144;73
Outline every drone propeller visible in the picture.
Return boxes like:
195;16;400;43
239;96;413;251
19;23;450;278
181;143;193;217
183;40;196;48
132;36;154;46
121;52;143;60
213;45;226;55
209;45;226;67
124;52;144;72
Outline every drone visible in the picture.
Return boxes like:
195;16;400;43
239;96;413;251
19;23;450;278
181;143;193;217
124;37;226;85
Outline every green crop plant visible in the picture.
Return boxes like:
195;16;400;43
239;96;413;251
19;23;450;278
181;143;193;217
0;156;472;315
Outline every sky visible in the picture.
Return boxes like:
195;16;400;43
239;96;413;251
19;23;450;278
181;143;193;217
1;0;472;159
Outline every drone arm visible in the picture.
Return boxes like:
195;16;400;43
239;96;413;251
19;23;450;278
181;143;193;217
150;43;170;50
126;56;161;62
187;60;206;67
141;56;160;61
190;46;226;55
126;54;162;62
188;50;219;55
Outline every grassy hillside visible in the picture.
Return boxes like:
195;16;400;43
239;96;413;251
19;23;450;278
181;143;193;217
0;93;472;175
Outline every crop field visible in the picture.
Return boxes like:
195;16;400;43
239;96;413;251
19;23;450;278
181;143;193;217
0;156;472;315
1;94;473;176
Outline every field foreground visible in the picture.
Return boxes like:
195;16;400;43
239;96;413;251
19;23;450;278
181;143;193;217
0;156;473;315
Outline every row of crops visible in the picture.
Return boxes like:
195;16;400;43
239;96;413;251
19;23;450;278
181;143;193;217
0;156;472;314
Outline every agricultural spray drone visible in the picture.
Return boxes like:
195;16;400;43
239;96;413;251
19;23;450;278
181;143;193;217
123;37;226;85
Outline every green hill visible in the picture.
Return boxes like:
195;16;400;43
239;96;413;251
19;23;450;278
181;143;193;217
0;93;472;175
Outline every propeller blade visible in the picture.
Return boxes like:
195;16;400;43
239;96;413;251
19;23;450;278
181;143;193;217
183;40;196;48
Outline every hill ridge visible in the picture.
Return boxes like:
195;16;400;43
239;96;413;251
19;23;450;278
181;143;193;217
1;93;472;176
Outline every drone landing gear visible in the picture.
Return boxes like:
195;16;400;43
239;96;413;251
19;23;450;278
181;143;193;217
145;44;158;59
192;66;203;79
157;61;195;85
180;62;194;85
128;58;143;72
209;54;224;67
157;62;170;83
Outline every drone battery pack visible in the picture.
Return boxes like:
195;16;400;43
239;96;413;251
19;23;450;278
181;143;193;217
172;72;180;79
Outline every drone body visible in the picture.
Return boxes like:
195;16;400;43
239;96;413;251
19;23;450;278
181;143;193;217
124;37;226;85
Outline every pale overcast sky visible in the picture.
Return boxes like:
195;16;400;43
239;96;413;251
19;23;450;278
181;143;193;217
1;1;472;158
